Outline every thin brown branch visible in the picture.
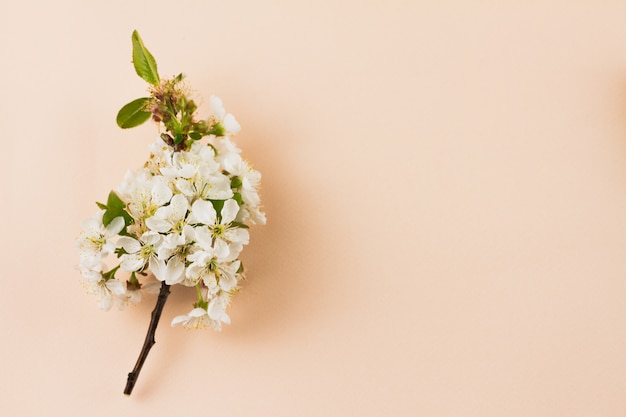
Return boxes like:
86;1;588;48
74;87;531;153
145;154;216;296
124;281;171;396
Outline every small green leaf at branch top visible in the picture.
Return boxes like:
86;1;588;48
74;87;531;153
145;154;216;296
117;97;152;129
131;30;160;85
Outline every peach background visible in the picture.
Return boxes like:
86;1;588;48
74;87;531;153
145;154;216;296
2;1;626;415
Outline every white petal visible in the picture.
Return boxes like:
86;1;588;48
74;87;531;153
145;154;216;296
241;188;260;207
223;114;240;134
208;297;230;324
149;258;167;282
171;314;189;326
170;194;190;219
188;307;208;318
227;228;249;245
194;226;214;250
187;249;212;265
221;199;239;224
145;216;171;233
174;178;194;197
98;295;113;311
141;231;163;246
81;213;103;233
207;175;234;200
79;254;102;270
101;241;116;257
117;236;141;254
214;239;230;260
151;179;173;206
222;153;243;176
163;232;185;248
120;254;145;272
224;243;243;261
106;216;125;236
182;224;196;242
178;165;196;179
186;262;203;280
79;266;102;281
190;199;216;225
218;270;237;292
164;257;185;285
210;95;225;120
106;279;126;295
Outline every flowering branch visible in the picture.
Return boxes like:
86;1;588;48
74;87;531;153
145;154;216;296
124;281;171;395
75;30;265;396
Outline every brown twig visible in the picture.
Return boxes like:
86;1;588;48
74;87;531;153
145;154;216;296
124;281;171;396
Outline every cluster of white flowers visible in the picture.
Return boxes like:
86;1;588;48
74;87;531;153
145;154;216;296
75;96;265;331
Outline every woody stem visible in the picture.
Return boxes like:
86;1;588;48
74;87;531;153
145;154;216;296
123;281;171;396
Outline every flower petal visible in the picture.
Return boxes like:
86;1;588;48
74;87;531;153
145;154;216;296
218;269;237;292
214;238;230;260
98;295;113;311
106;279;126;295
223;114;240;134
188;307;208;318
210;95;225;120
226;228;250;245
106;216;125;236
208;297;230;324
221;199;239;224
190;199;216;225
145;216;171;233
163;257;185;285
194;226;213;250
170;194;190;219
171;314;189;326
151;179;173;206
117;236;141;254
120;253;145;272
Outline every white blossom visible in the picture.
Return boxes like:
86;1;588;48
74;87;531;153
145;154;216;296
75;212;124;268
189;198;249;259
117;170;173;235
145;193;189;234
79;263;126;311
210;95;240;135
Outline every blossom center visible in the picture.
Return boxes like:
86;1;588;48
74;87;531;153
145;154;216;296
140;245;155;258
212;224;225;238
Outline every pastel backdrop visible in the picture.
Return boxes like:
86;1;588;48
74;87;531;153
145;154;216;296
2;1;626;416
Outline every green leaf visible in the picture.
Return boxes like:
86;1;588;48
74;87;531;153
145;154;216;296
230;176;242;189
189;132;202;140
210;199;225;217
102;265;120;281
131;30;160;85
232;192;243;206
117;97;151;129
173;73;185;83
102;191;134;234
96;201;107;210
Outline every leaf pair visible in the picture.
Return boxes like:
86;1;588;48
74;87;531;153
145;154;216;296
116;30;160;129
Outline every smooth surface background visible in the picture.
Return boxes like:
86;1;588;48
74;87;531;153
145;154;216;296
2;1;626;415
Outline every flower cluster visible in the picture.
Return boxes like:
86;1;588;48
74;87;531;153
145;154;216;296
75;95;265;331
77;30;266;395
